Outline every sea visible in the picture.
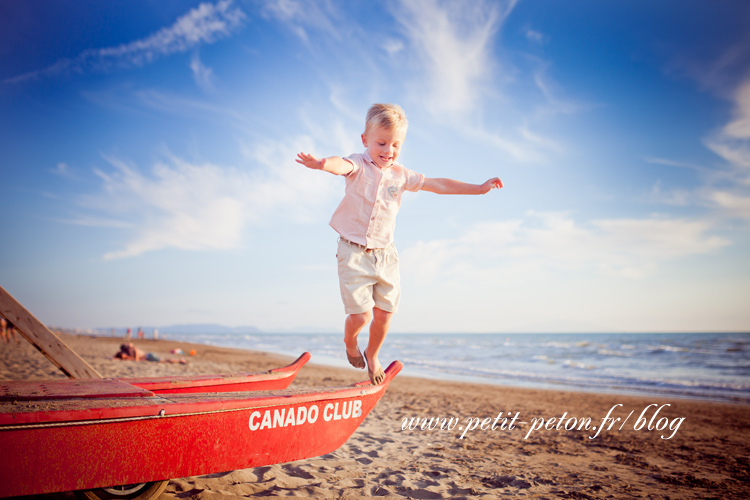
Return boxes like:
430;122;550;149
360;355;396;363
154;331;750;405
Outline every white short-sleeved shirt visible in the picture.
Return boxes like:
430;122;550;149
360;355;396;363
329;151;425;249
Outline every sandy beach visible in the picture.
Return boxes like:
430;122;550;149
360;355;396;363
2;333;748;499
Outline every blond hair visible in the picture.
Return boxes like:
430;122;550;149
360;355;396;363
364;103;408;136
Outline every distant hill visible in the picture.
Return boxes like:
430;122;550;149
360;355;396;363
157;324;262;334
95;324;262;335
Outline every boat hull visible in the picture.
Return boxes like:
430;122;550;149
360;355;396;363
0;361;401;497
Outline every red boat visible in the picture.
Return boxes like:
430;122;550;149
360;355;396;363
117;351;311;393
0;360;403;499
0;286;401;499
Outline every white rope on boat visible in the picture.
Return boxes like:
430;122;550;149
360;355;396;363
0;405;255;430
0;389;373;431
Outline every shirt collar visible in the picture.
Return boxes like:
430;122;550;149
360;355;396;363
363;150;393;170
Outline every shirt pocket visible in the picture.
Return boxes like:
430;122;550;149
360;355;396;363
356;176;376;199
385;180;403;204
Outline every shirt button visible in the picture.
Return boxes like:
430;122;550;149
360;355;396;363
371;217;375;220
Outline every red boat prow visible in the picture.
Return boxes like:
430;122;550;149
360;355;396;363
0;359;402;498
119;351;311;394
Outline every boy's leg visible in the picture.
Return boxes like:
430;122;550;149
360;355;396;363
337;238;377;368
344;310;372;367
364;307;393;380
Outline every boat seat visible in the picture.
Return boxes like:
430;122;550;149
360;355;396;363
0;379;154;400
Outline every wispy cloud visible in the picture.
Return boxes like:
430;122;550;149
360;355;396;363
531;61;587;117
62;215;133;229
260;0;341;43
667;30;750;99
463;123;549;163
74;135;339;260
650;77;750;221
4;0;245;84
704;190;750;220
190;52;216;92
402;211;730;284
645;157;708;173
49;162;77;179
393;0;514;115
81;85;251;130
384;0;573;165
646;28;750;223
525;29;545;45
705;78;750;170
257;0;559;164
646;180;691;207
88;156;250;260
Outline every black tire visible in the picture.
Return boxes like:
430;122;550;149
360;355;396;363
74;480;169;500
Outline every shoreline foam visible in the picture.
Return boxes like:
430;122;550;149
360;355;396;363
129;330;750;405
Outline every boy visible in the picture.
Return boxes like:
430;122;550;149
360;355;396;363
296;103;502;384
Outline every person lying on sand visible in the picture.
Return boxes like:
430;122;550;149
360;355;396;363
113;343;187;364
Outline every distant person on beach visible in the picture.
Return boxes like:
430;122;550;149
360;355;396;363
296;103;502;384
113;343;187;364
1;316;19;343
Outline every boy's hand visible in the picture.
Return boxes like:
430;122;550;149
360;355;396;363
296;152;326;170
422;176;504;195
480;177;503;194
296;153;354;176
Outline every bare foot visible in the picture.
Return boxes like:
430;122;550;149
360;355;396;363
346;345;365;369
363;348;385;385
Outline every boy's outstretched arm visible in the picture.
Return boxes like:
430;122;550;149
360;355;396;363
296;152;354;176
421;177;503;195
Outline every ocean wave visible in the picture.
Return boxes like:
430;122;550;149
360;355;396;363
165;331;750;404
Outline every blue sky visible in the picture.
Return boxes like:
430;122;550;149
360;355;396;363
1;0;749;334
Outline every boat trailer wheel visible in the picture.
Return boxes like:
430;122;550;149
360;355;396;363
75;480;169;500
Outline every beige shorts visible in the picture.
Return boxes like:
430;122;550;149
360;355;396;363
336;238;400;315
